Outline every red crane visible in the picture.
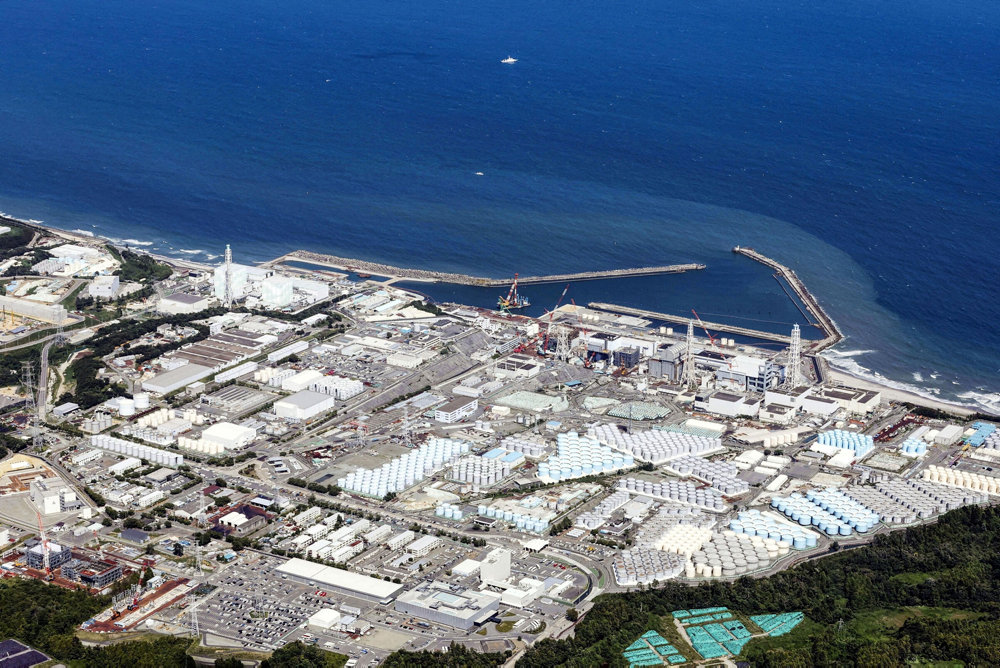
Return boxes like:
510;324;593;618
691;309;719;347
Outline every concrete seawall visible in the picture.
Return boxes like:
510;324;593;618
267;250;704;286
732;246;843;352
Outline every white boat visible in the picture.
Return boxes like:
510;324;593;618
501;56;517;64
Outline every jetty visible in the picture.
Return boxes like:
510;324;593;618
732;246;843;352
266;250;704;286
588;302;793;346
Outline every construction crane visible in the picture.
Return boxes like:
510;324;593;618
569;299;594;368
497;273;530;313
690;309;719;348
35;510;52;580
540;284;571;356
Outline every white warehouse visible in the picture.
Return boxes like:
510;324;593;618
274;390;338;421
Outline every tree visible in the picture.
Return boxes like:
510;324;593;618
215;658;245;668
566;608;579;622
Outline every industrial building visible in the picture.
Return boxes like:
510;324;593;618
217;508;267;536
648;343;686;382
434;397;478;424
141;363;214;395
479;548;512;585
0;295;69;325
29;478;80;515
307;608;342;633
394;584;501;630
88;275;120;299
62;557;123;588
407;535;440;556
25;542;71;570
200;422;257;451
812;387;882;414
274;390;338;421
157;292;213;315
274;558;404;603
261;276;294;308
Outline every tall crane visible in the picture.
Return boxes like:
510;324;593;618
690;309;718;348
498;273;530;313
35;510;52;580
540;284;571;355
569;299;594;368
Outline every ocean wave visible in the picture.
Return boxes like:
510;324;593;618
913;372;924;383
204;254;219;260
824;349;875;358
176;249;207;255
121;238;154;246
823;353;976;413
956;391;1000;416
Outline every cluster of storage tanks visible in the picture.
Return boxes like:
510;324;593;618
670;455;749;495
771;489;879;536
688;530;789;578
116;392;150;417
923;465;1000;494
476;505;550;533
649;523;714;556
612;548;686;586
338;438;470;498
575;490;632;530
435;503;464;521
588;424;721;465
536;432;633;482
256;367;296;387
817;430;874;457
449;455;511;486
728;510;819;549
618;477;726;511
89;434;183;467
632;505;710;550
899;437;928;458
310;375;364;400
500;435;547;458
137;407;204;429
177;435;226;455
841;484;921;524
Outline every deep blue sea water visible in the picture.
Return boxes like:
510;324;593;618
0;0;997;411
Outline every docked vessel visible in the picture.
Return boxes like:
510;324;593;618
498;273;530;312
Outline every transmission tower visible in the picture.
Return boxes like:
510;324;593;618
684;320;696;389
402;405;413;448
784;324;802;388
191;494;206;642
555;326;571;361
223;244;234;308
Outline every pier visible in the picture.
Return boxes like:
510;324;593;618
732;246;843;352
265;250;704;287
587;302;793;346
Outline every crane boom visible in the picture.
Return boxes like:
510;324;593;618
691;309;718;347
541;284;571;354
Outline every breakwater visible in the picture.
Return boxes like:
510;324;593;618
268;250;704;286
732;246;843;352
587;302;793;346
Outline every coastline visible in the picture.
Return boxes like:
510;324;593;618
824;366;978;418
2;210;992;419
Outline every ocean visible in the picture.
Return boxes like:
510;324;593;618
0;0;997;411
